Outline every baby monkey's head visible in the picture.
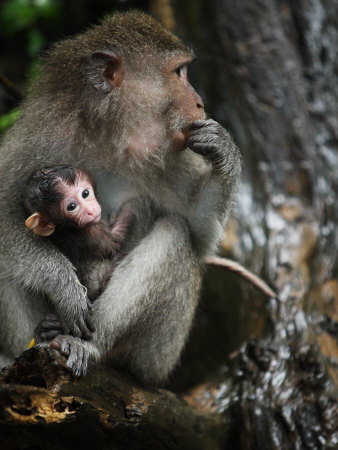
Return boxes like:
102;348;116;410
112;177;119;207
25;165;102;236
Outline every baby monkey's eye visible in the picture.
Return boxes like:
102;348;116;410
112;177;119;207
82;189;90;198
67;202;77;212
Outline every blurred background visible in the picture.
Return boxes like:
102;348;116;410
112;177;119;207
0;0;337;393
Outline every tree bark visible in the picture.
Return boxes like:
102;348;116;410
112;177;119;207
0;347;227;450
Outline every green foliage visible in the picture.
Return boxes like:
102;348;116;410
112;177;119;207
1;0;62;32
0;109;20;133
1;0;62;56
0;0;63;133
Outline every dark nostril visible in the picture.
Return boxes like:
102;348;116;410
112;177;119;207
197;102;204;109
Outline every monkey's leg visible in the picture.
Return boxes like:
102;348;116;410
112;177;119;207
92;215;202;384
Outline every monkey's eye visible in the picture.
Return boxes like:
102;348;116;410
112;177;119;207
82;189;90;198
175;65;187;78
67;202;77;212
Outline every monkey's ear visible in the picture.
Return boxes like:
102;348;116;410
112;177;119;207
25;213;55;237
89;50;124;93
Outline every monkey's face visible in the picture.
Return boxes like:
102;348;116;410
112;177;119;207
84;49;205;171
60;175;102;228
106;53;205;175
163;55;205;151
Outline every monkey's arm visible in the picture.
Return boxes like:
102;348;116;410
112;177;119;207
0;218;94;339
187;119;242;256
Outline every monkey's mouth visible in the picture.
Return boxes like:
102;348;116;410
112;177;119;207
87;213;102;226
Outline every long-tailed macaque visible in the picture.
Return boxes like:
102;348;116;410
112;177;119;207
24;165;133;302
0;11;241;383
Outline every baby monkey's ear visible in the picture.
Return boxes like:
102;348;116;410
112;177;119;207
25;212;55;236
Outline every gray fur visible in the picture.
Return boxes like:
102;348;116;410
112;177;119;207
0;11;241;383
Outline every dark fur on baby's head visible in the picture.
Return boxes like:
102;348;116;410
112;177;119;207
25;165;80;224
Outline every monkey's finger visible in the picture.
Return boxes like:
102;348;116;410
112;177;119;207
40;319;63;331
68;322;82;338
190;119;217;131
87;299;94;315
188;133;214;144
75;346;85;377
85;314;96;333
187;142;208;156
57;337;71;356
81;348;89;377
44;314;60;321
77;315;92;340
190;124;222;141
65;342;78;371
193;141;218;152
188;142;218;157
189;123;218;134
70;344;84;377
40;330;61;342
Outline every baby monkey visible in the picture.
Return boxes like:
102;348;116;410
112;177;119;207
25;165;132;302
25;165;134;350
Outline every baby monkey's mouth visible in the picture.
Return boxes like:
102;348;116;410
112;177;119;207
91;213;102;225
84;212;102;228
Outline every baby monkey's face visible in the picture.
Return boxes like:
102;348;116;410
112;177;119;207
60;175;102;228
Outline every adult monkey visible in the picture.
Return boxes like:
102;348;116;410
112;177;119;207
0;11;241;383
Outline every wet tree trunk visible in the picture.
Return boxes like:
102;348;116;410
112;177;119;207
1;1;337;448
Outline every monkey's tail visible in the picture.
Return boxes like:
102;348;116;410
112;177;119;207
204;256;277;299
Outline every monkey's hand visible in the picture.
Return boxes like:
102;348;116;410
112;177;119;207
35;314;63;344
188;119;238;173
49;335;89;377
58;291;95;340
